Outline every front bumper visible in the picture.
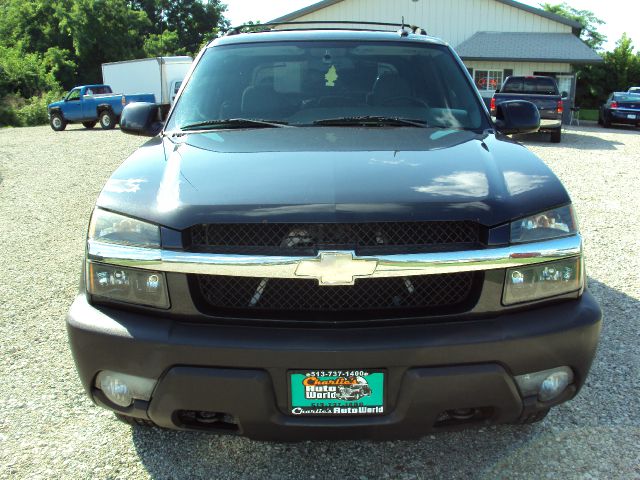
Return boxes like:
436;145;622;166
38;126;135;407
67;291;601;440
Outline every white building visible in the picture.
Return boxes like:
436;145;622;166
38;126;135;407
272;0;602;110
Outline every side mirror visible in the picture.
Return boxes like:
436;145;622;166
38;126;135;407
561;91;569;99
120;102;164;137
495;88;500;94
494;100;540;135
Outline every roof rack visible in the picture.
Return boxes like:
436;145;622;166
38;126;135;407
224;20;428;37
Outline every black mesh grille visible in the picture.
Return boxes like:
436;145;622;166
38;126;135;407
192;272;481;321
188;222;481;254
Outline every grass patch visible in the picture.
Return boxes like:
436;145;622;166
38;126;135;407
577;108;599;122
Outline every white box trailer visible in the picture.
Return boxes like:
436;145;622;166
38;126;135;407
101;56;192;106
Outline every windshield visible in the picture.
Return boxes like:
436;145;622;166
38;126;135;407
166;40;486;131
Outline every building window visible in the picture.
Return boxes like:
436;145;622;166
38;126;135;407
473;70;503;92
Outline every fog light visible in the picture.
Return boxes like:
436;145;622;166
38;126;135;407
515;366;573;402
539;370;571;402
99;374;132;407
95;371;156;408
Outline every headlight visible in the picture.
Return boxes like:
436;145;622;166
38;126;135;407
503;257;582;305
510;205;577;243
87;262;170;309
87;209;168;308
89;208;160;248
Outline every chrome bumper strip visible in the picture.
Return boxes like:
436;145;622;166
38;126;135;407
88;235;582;285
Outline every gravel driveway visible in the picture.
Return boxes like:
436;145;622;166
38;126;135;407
0;124;638;479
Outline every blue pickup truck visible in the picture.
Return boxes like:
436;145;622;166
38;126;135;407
47;85;155;131
491;76;565;143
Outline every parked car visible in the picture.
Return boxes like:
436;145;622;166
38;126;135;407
491;75;565;143
101;56;192;113
67;23;601;441
628;86;640;94
47;85;155;131
598;92;640;128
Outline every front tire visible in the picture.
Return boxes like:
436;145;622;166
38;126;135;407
50;113;66;131
99;110;116;130
82;121;97;129
550;128;561;143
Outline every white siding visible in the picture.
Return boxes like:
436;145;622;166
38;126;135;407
282;0;572;46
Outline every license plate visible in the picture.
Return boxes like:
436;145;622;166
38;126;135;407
289;370;385;416
628;114;636;119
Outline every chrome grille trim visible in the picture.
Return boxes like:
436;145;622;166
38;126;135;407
87;234;582;282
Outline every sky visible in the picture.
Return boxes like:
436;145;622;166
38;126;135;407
221;0;639;52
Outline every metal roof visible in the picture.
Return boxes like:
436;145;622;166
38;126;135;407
270;0;582;30
455;32;602;63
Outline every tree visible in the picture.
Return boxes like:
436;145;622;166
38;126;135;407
572;34;640;108
127;0;163;34
129;0;229;55
55;0;151;84
539;3;610;108
143;30;186;57
602;33;640;92
0;0;74;55
164;0;229;55
0;45;60;98
540;2;606;50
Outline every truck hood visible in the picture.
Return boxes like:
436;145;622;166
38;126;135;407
48;100;64;110
97;127;570;230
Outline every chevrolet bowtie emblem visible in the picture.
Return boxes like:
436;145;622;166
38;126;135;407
295;252;378;286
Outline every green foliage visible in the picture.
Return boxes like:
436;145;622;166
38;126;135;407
54;0;151;84
540;2;606;50
603;34;640;91
0;45;60;98
0;0;229;127
577;109;598;121
0;95;21;127
127;0;163;34
0;43;64;126
0;90;64;127
575;34;640;108
165;0;229;54
43;47;77;88
0;1;73;56
129;0;230;54
143;30;186;57
540;4;640;108
16;90;65;126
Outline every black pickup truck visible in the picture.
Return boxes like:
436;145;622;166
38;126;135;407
67;23;601;440
491;76;565;143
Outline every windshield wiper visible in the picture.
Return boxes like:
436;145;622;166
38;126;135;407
180;118;291;131
311;116;430;128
